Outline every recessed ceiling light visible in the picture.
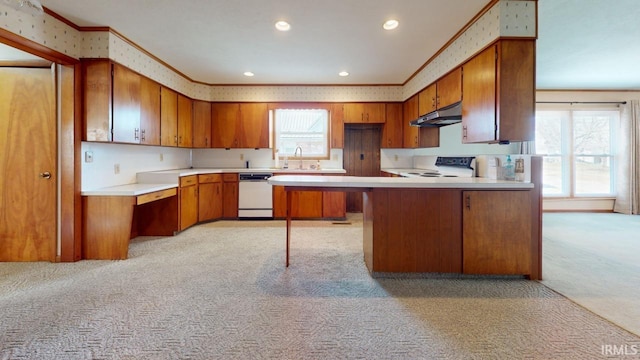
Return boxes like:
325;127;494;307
275;21;291;31
383;19;399;30
244;71;254;77
338;71;349;77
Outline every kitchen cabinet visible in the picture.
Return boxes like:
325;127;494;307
343;103;385;123
177;94;193;148
198;174;222;222
462;39;535;143
462;190;531;275
179;175;198;231
160;86;178;146
403;95;438;148
381;102;403;148
222;173;239;219
82;60;160;144
418;67;462;116
330;103;344;148
322;174;346;219
193;100;212;148
273;173;344;219
211;103;269;148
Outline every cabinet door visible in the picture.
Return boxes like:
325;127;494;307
322;191;345;218
272;185;287;218
418;83;436;116
436;67;462;109
343;103;365;123
112;63;141;143
161;86;178;146
223;179;238;218
193;100;212;148
177;94;193;148
140;76;161;145
402;95;419;148
363;103;385;123
180;184;198;230
239;103;268;148
463;190;532;275
382;102;403;148
330;103;344;148
82;59;112;142
291;191;323;218
198;181;223;222
461;45;496;143
212;103;240;148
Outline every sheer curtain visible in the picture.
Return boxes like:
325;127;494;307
613;100;640;214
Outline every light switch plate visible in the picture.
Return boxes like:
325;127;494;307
84;151;93;163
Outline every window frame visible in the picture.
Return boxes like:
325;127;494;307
535;105;619;199
269;103;332;160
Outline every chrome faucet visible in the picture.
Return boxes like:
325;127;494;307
294;146;303;169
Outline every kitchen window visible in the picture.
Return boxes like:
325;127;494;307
271;107;330;159
535;109;619;197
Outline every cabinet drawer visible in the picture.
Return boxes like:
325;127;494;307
198;173;222;184
180;175;198;187
222;173;238;182
136;188;177;205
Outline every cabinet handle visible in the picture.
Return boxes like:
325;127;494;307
432;97;436;108
174;135;178;145
141;129;146;142
134;128;140;140
39;171;51;179
462;126;467;140
366;113;369;122
436;96;440;107
361;113;364;122
205;138;209;147
465;195;471;210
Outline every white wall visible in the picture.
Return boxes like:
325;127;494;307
81;142;190;191
191;148;344;170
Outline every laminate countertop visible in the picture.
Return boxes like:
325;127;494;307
268;175;534;189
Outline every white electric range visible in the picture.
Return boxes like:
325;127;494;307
399;156;476;178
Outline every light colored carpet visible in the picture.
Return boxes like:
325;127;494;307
542;212;640;337
1;216;639;359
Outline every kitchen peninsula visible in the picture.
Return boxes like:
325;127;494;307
269;157;542;280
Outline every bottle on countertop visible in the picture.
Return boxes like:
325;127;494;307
515;157;525;181
503;155;515;181
283;156;289;169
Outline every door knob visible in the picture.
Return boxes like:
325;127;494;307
39;171;51;179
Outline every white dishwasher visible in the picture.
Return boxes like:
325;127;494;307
238;172;273;219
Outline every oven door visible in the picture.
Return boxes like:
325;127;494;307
238;173;273;219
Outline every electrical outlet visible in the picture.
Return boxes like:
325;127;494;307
394;155;399;161
84;151;93;163
159;153;164;161
240;153;244;160
114;164;120;174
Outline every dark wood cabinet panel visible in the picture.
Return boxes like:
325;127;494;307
436;67;462;109
222;173;239;219
198;174;222;222
177;94;193;148
418;83;436;116
140;76;161;145
402;95;419;148
82;60;112;142
462;190;532;275
462;40;535;143
179;175;198;231
160;86;178;146
239;103;269;148
382;102;403;148
330;103;344;148
212;103;240;148
112;63;141;143
193;100;212;148
343;103;385;123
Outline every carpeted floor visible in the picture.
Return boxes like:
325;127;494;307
1;216;639;359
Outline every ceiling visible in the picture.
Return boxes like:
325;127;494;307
1;0;639;90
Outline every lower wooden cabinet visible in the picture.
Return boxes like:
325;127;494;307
179;175;198;231
273;173;346;219
222;173;239;219
462;190;532;275
198;174;222;222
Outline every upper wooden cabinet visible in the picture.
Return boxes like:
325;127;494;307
403;95;439;149
160;86;178;146
211;103;269;148
343;103;385;123
177;94;193;148
382;102;403;148
192;100;212;148
330;103;344;149
418;67;462;117
83;60;160;145
462;40;535;143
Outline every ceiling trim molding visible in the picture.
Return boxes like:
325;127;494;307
0;28;77;65
43;6;81;31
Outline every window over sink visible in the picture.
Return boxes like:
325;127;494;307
271;107;330;159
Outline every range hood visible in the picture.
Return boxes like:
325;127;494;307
410;101;462;127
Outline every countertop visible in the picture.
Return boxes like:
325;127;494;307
82;168;347;196
268;175;534;189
